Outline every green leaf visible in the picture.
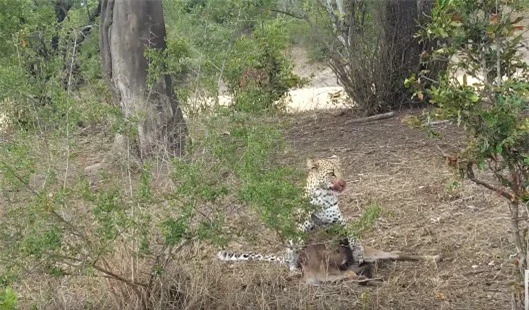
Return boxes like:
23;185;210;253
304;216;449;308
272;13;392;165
469;93;479;102
0;287;17;310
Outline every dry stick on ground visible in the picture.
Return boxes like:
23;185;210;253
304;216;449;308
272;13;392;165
344;111;396;125
422;120;452;126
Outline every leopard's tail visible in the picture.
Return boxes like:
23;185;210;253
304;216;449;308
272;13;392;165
216;250;287;265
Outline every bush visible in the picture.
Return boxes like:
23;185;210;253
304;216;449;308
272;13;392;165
0;103;310;307
0;0;102;130
408;0;529;273
0;287;17;310
224;19;304;113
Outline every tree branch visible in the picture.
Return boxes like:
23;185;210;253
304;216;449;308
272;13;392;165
466;162;515;201
91;264;148;288
100;0;116;99
0;161;95;251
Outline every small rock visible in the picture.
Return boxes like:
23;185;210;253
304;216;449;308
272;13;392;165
429;217;441;224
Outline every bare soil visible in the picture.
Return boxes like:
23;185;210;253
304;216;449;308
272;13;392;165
208;109;520;309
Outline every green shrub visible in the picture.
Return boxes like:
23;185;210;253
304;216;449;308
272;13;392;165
225;19;304;113
408;0;529;271
0;287;17;310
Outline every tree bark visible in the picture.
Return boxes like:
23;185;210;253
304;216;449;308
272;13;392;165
382;0;422;110
100;0;187;158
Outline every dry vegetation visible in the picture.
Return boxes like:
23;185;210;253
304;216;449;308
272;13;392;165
7;108;520;309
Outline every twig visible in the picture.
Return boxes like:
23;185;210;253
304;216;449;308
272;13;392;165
67;34;78;94
510;203;525;266
418;73;439;85
159;238;195;271
92;264;147;287
63;107;73;190
125;135;137;284
463;269;488;276
344;111;396;125
1;161;96;249
526;270;528;310
495;0;502;88
147;238;195;292
1;161;40;197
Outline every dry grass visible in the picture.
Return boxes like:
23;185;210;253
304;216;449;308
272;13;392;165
4;108;522;309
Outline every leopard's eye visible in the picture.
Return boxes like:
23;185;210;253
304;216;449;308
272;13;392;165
328;170;336;177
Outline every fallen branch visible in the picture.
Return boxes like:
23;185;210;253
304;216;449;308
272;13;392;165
344;111;396;125
423;120;452;126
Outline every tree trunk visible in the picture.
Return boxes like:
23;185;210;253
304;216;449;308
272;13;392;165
100;0;187;158
381;0;422;110
378;0;444;109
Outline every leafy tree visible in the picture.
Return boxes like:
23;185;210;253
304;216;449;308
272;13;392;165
0;0;102;129
408;0;529;273
224;19;304;113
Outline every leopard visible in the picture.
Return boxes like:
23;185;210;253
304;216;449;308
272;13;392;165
217;155;365;272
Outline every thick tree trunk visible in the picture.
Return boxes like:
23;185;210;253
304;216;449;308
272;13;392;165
100;0;187;158
382;0;422;109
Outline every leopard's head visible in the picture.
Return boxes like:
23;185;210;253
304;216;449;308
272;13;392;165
305;155;346;194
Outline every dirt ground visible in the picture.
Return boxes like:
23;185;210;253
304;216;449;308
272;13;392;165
207;109;520;310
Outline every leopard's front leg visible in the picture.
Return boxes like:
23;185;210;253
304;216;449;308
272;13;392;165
347;236;365;265
337;218;364;265
285;220;315;272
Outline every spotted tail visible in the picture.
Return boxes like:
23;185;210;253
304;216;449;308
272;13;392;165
217;250;287;265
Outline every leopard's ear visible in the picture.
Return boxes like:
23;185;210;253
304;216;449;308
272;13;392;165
328;155;341;165
306;158;318;170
